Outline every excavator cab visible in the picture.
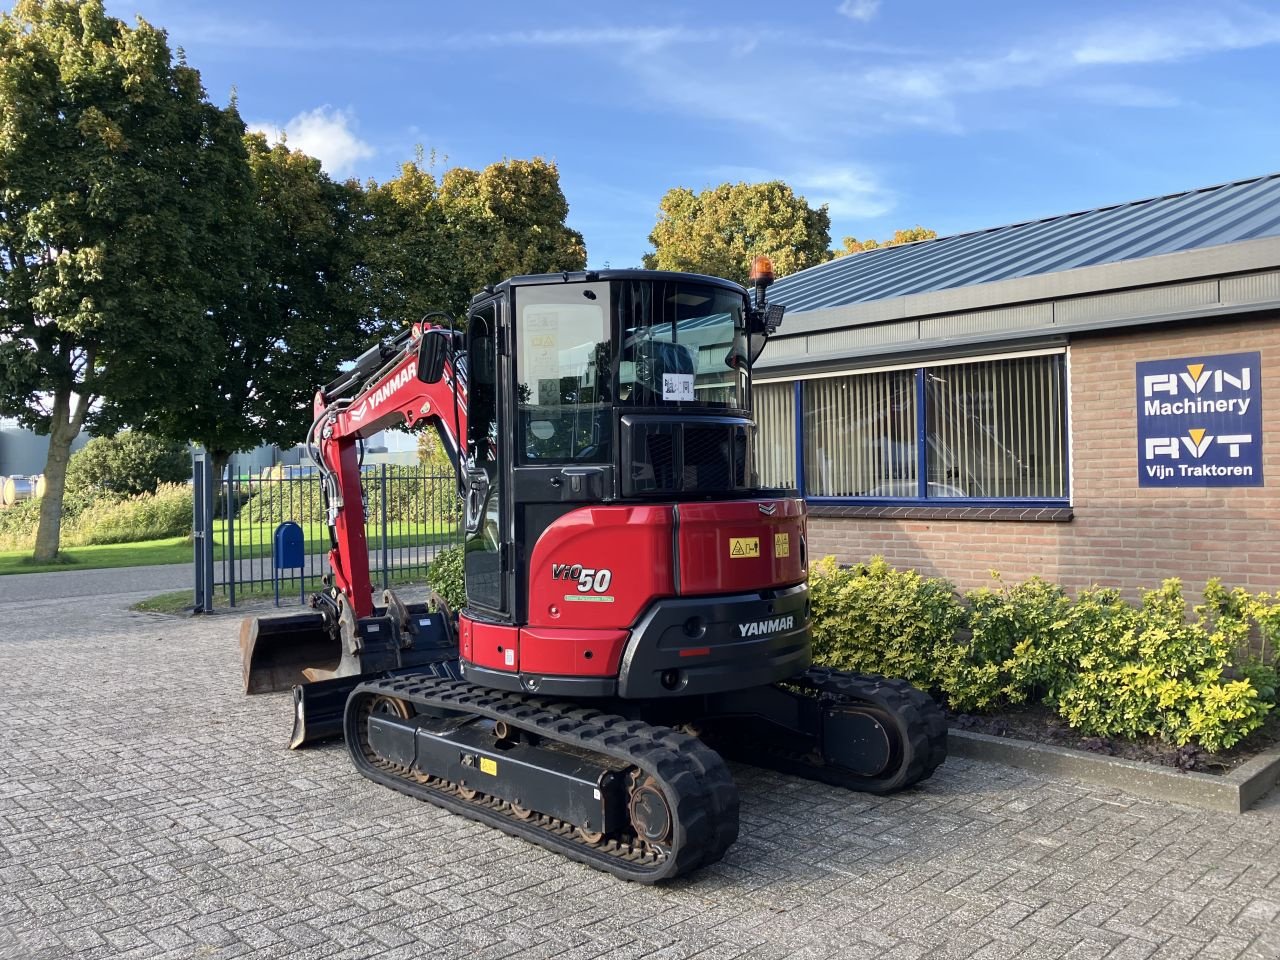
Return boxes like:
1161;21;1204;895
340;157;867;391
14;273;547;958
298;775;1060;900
413;271;817;702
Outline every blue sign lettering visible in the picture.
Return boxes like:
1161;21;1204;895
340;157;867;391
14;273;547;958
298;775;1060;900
1136;351;1262;487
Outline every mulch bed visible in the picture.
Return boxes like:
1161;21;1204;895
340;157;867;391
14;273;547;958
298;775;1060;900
948;705;1280;775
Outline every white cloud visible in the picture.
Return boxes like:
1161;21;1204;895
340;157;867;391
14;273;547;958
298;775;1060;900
1071;9;1280;65
441;27;691;53
837;0;881;22
702;163;895;220
793;167;895;219
249;107;375;177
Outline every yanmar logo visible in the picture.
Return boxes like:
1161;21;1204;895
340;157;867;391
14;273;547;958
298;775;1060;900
738;615;794;638
351;362;417;422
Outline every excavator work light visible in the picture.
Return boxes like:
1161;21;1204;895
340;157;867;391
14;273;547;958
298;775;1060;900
748;255;775;287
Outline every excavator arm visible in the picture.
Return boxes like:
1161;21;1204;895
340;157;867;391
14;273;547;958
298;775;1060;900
309;323;467;618
239;322;467;701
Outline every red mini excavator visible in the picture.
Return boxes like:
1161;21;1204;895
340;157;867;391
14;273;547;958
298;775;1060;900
241;261;946;882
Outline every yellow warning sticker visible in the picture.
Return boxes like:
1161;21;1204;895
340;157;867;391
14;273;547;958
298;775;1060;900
775;533;790;558
479;757;498;776
729;537;760;558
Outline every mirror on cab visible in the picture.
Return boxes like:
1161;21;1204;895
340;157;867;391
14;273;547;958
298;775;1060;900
416;330;450;384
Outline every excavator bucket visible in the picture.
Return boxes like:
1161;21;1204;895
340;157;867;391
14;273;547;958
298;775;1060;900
239;612;338;694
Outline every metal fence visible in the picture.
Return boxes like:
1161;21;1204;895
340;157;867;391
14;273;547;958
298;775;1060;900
192;452;462;610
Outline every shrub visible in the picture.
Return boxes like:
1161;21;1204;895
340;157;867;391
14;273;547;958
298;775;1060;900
63;482;193;545
66;431;190;498
807;558;1275;753
0;497;44;551
237;477;326;524
425;546;465;611
809;556;963;689
942;576;1075;712
1055;580;1269;752
237;466;459;526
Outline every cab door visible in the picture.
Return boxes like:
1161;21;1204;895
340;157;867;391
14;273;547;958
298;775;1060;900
462;299;508;617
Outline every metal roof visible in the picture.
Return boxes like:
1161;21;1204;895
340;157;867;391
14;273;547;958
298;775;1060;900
770;173;1280;315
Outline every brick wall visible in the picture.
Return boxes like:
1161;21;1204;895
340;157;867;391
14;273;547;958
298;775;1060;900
809;314;1280;598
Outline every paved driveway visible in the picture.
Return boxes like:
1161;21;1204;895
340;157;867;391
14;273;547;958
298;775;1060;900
2;578;1279;960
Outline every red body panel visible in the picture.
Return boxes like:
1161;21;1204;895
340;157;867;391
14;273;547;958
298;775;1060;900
463;498;808;682
460;618;521;672
525;505;676;630
676;498;806;595
519;627;630;677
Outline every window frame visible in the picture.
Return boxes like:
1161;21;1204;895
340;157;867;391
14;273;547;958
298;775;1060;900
759;347;1071;507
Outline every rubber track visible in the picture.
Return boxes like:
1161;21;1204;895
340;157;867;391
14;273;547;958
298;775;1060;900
345;673;740;883
744;668;948;794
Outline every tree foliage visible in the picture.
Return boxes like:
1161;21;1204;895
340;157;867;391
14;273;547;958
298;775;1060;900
834;225;937;257
130;133;366;475
0;0;249;559
642;181;832;284
65;430;190;498
363;155;586;330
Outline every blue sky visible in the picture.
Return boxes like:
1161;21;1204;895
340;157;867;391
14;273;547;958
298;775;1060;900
107;0;1280;272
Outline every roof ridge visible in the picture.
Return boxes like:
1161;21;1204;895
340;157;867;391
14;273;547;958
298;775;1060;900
769;170;1280;311
920;170;1280;247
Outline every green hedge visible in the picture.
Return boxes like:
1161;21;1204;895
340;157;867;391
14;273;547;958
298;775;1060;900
425;546;465;611
0;483;192;550
68;483;192;545
810;557;1277;753
237;466;459;525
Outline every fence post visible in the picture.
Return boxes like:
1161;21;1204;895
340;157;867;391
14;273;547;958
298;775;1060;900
226;471;237;608
191;446;215;613
380;463;390;591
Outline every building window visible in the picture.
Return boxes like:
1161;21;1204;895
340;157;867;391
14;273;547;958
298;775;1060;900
757;351;1068;503
803;369;917;497
754;381;796;488
924;355;1066;499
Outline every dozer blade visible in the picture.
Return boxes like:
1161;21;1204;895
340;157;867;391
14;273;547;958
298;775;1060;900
240;612;338;695
290;660;466;749
289;675;360;748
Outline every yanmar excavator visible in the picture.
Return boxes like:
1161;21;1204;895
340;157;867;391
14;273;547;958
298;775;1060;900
241;261;946;882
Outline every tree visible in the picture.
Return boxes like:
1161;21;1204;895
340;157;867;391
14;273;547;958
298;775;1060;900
65;431;190;498
643;181;831;284
0;0;250;560
363;155;587;329
438;157;587;312
834;225;938;257
131;133;366;480
359;159;453;336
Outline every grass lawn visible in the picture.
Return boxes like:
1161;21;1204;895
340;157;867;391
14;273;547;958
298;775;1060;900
0;537;194;575
0;521;458;576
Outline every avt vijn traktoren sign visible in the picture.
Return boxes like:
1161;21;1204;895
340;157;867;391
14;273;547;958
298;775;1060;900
1136;351;1263;487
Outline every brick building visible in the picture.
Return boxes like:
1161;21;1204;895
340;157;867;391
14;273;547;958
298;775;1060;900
755;173;1280;597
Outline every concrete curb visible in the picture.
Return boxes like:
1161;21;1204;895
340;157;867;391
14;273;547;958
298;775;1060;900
949;728;1280;814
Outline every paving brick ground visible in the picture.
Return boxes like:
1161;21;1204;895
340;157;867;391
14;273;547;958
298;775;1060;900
2;582;1279;960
